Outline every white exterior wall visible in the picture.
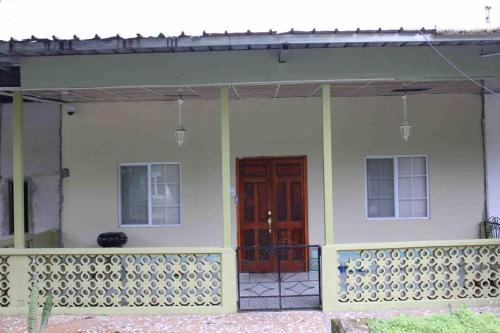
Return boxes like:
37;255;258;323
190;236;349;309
332;95;484;242
485;94;500;218
0;103;61;237
61;100;223;247
61;94;485;247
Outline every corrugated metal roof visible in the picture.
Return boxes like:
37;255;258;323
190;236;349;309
1;28;499;90
1;28;500;62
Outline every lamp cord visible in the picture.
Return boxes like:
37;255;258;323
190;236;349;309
177;98;184;125
419;30;500;97
402;94;408;121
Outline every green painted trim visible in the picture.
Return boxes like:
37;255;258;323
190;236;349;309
322;84;334;245
20;46;500;89
331;238;500;251
221;247;237;313
220;87;231;248
0;246;226;256
9;256;29;308
2;299;498;315
0;306;225;316
331;298;500;312
321;245;337;312
12;92;24;249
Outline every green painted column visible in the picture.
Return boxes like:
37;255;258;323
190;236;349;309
220;87;231;248
12;91;25;248
322;83;334;245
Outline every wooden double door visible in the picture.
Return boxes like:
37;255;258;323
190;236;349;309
237;156;308;272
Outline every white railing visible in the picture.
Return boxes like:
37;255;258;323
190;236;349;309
322;239;500;311
0;247;236;315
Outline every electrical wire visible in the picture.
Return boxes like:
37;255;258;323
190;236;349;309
419;30;500;97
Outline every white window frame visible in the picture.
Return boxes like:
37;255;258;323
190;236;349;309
364;155;430;221
118;162;182;227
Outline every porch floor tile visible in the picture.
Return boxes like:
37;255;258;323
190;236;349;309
0;311;330;333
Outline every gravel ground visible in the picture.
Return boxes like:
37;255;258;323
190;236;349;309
0;306;497;333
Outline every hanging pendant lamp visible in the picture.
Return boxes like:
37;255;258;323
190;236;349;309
174;94;186;146
400;93;412;142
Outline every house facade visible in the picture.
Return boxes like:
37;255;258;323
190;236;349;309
59;94;485;248
0;29;498;313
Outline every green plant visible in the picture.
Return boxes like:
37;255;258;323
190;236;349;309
368;306;500;333
27;284;53;333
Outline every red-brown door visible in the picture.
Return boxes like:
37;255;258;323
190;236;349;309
237;157;308;272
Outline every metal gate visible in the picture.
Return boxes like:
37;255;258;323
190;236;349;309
237;245;321;311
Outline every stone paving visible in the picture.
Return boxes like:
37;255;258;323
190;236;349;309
0;311;330;333
0;306;497;333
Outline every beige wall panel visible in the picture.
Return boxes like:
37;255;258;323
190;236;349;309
61;101;223;247
61;94;484;247
331;94;484;243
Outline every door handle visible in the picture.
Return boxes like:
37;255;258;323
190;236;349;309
267;210;272;234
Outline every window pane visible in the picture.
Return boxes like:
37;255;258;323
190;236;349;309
412;157;426;175
121;166;148;225
397;156;428;218
367;159;395;218
121;206;148;225
166;184;180;205
398;178;412;198
412;176;427;197
398;157;411;176
380;180;394;197
366;159;380;179
121;206;130;223
121;188;130;205
399;200;412;218
151;164;166;183
167;207;181;225
151;184;166;205
121;163;181;226
368;180;380;198
379;159;394;178
413;199;427;217
367;159;393;180
368;199;382;217
381;199;395;217
151;163;181;225
152;206;167;225
130;185;147;205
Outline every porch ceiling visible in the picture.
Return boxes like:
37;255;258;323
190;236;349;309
14;79;485;103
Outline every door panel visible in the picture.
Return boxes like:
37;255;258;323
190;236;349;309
238;157;308;272
238;159;274;272
272;158;307;271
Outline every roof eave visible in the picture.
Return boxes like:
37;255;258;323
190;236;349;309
1;30;500;60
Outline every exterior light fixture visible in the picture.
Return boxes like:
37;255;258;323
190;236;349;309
174;95;186;146
400;93;412;142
